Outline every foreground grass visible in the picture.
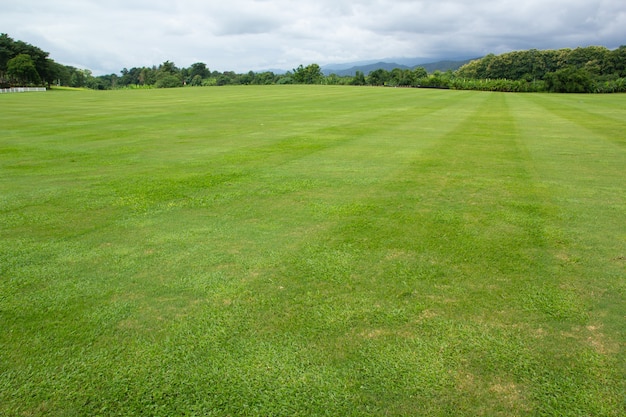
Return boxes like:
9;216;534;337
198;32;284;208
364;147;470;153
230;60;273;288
1;86;624;416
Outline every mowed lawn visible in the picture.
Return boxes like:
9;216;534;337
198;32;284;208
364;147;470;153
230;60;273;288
1;86;624;416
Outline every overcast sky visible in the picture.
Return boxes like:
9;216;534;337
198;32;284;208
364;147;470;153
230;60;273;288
2;0;625;75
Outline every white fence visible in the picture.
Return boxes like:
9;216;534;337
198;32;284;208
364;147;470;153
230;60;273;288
0;87;46;94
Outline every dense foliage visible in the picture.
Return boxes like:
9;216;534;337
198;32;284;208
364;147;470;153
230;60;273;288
0;33;96;88
2;33;625;92
1;34;50;87
456;46;626;92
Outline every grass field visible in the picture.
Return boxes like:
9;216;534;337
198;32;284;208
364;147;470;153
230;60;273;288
1;86;625;416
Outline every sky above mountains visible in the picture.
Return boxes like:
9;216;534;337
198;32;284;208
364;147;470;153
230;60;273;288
2;0;625;75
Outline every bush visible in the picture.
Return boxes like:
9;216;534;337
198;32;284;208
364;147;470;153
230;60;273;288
450;78;546;92
155;75;182;88
544;67;593;93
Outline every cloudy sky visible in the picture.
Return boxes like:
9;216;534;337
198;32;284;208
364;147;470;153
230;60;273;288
2;0;625;75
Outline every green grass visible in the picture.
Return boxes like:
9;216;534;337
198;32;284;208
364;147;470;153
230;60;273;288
1;86;624;416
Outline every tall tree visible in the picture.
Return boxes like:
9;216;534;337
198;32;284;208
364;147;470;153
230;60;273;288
351;70;366;85
367;68;389;86
155;61;181;87
159;60;178;75
412;67;428;79
544;67;593;93
189;62;209;80
1;33;55;85
0;33;13;76
6;53;40;84
293;64;323;84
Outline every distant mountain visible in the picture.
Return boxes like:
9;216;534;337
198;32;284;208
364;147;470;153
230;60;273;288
420;59;477;73
321;57;479;76
323;62;411;77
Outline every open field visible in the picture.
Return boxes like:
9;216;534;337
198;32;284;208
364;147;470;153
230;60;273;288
1;86;625;416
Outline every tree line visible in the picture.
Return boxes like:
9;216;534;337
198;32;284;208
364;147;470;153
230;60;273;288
0;33;99;89
2;33;625;93
455;46;626;93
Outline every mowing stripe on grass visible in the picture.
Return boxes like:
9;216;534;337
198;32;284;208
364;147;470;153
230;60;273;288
1;86;624;416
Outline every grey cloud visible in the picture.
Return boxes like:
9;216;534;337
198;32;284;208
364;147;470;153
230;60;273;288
1;0;625;75
213;14;285;36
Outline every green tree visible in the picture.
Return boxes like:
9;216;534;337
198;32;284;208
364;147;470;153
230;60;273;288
367;68;389;86
293;64;323;84
159;60;178;75
16;42;51;84
141;67;157;85
544;67;593;93
155;74;182;88
1;34;52;85
412;67;428;86
387;68;415;86
276;73;294;84
324;73;341;85
49;63;71;86
155;61;181;87
0;33;14;82
189;62;209;80
7;53;41;84
138;68;147;85
119;67;146;86
216;74;232;86
254;71;276;85
240;70;256;85
412;67;427;79
65;68;96;88
608;45;626;77
388;68;403;86
566;46;608;68
69;68;85;87
351;70;366;85
190;74;203;86
420;70;452;89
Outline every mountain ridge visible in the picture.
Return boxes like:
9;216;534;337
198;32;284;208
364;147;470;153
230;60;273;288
320;57;478;76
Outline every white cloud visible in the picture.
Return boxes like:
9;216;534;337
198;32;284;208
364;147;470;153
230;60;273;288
1;0;625;75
